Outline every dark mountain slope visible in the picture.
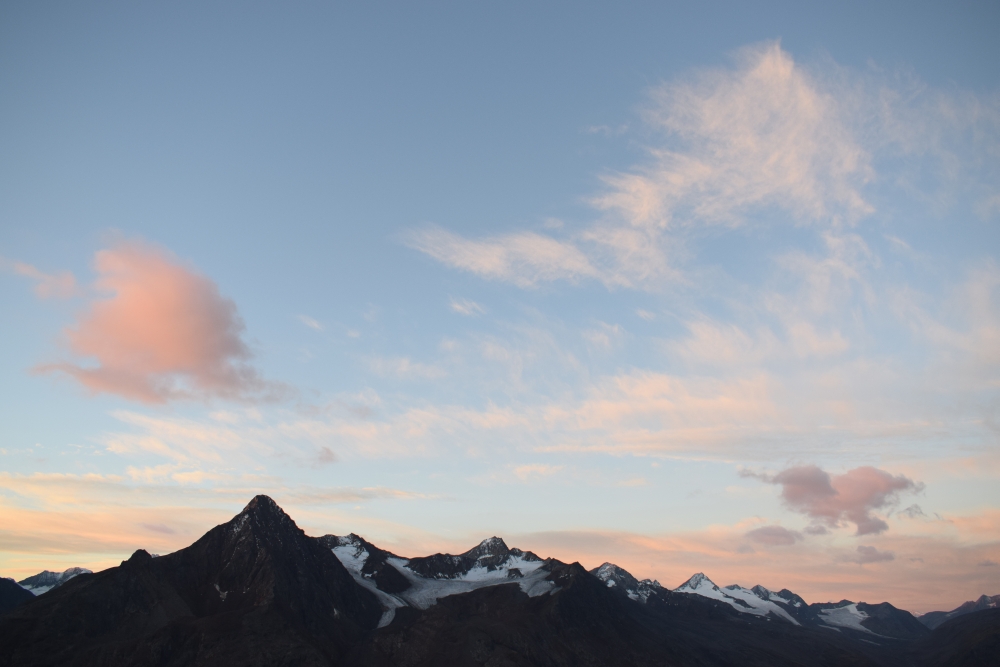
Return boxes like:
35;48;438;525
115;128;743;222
0;579;34;616
911;608;1000;667
920;594;1000;630
0;495;381;667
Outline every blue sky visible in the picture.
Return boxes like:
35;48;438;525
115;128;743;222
1;1;998;612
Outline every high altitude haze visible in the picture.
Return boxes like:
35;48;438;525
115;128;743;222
1;1;998;613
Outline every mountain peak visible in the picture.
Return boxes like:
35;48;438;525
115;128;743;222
17;566;93;595
478;536;508;551
676;572;718;591
242;494;282;515
231;494;298;533
464;536;510;560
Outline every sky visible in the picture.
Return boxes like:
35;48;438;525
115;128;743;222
1;1;998;613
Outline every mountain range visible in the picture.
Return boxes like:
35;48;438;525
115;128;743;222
1;495;996;666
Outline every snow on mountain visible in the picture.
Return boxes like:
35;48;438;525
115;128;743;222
673;574;800;625
329;535;557;628
817;603;876;634
330;535;408;628
17;567;91;596
721;585;799;625
589;563;662;602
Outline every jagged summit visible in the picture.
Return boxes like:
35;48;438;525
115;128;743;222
589;562;661;602
466;536;508;558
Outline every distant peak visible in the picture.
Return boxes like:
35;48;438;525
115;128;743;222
466;536;509;557
678;572;717;590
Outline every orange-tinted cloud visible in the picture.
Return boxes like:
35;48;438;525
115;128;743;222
744;465;922;535
36;241;274;403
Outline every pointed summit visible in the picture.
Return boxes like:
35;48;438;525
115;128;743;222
229;494;300;539
466;537;509;559
675;572;719;593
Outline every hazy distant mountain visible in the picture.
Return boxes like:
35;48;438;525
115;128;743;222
667;571;928;639
17;566;92;595
1;496;997;666
919;594;1000;629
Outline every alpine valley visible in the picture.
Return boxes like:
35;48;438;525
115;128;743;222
1;496;996;666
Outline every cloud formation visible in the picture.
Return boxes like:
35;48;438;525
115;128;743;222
744;465;922;535
449;297;486;316
744;525;803;547
3;259;79;299
36;241;274;403
407;43;877;291
405;226;601;288
841;545;895;564
595;42;871;228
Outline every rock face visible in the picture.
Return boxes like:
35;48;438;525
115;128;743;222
589;562;662;602
0;495;996;667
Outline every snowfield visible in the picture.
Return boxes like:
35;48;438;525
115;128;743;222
674;573;800;625
332;540;556;628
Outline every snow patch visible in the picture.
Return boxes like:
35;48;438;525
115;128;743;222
332;543;556;627
819;603;875;634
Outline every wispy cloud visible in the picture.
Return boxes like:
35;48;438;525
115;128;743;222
744;525;802;547
298;315;324;331
839;545;895;564
449;297;485;316
513;463;563;482
2;258;80;299
405;226;602;288
595;42;872;228
368;356;447;380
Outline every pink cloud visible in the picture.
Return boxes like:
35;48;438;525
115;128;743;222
36;241;276;403
744;465;922;535
3;260;79;299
